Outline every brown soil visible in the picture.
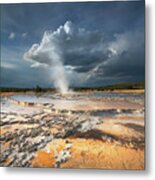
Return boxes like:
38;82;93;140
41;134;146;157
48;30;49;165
106;89;144;94
0;91;33;96
32;138;144;170
62;139;144;170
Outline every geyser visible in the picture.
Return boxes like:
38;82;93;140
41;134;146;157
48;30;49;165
24;22;73;94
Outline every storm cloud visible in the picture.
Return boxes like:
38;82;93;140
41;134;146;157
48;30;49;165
24;21;144;87
1;1;145;88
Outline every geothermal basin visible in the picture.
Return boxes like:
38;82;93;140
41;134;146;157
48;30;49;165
0;91;145;169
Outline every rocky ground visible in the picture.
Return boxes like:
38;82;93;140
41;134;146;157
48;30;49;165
0;93;145;169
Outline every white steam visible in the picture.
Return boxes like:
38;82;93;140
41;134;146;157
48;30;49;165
24;21;73;94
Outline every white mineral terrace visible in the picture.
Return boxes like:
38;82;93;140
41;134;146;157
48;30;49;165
0;91;145;168
2;91;144;112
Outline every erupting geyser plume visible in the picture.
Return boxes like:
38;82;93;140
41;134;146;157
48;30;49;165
24;21;127;94
24;22;74;94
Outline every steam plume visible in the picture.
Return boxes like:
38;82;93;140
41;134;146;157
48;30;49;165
24;21;73;94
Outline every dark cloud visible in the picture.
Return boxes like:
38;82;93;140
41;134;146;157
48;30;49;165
24;21;144;86
1;1;145;87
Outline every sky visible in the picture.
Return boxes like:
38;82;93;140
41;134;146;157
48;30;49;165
0;1;145;88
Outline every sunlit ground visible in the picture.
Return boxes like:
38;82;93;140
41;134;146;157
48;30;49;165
0;91;144;169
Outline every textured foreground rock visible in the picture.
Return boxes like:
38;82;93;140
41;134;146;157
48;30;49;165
0;93;145;169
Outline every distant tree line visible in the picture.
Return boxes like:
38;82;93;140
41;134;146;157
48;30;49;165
0;82;144;93
0;85;55;93
0;87;32;92
73;82;145;92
